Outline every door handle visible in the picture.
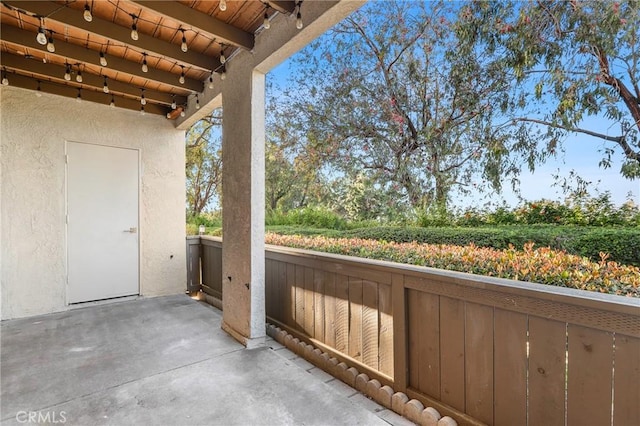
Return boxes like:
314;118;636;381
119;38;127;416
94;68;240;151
123;227;137;233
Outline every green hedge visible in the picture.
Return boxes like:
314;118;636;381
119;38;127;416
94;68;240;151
342;226;640;266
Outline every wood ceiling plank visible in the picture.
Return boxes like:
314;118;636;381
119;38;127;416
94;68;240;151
130;0;254;50
5;72;167;115
266;1;297;15
2;26;202;92
8;1;218;71
0;52;185;105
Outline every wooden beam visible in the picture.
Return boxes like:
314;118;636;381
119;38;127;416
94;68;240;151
1;26;203;92
130;1;254;50
8;1;218;71
5;73;168;115
0;53;186;106
266;1;297;15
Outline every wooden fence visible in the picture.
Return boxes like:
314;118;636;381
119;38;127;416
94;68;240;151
188;236;640;426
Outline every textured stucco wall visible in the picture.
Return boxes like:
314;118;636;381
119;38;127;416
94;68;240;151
1;86;186;320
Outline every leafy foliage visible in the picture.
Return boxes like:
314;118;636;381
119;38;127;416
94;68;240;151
185;115;222;217
265;234;640;297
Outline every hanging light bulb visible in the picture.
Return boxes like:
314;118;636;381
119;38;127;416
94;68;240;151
180;109;186;117
220;45;226;64
208;74;214;89
220;65;226;80
166;112;171;119
196;95;200;109
99;51;108;67
130;17;139;41
76;88;82;102
83;3;93;22
2;71;9;86
296;2;303;29
141;54;148;73
76;69;83;83
219;0;227;11
140;105;145;115
179;66;185;84
103;76;109;94
263;9;270;30
109;95;115;108
140;89;146;105
171;95;176;110
46;34;56;53
180;30;188;53
36;81;42;96
36;26;47;45
64;64;71;81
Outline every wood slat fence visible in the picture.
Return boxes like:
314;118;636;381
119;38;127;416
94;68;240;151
188;236;640;426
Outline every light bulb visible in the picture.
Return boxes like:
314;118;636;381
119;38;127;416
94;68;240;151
180;110;185;117
142;55;148;73
166;112;171;118
141;92;146;105
220;67;226;80
219;0;226;11
76;70;83;83
103;78;109;94
296;12;303;29
263;12;270;29
220;50;226;64
179;73;185;84
110;95;115;108
171;98;176;109
196;96;200;109
36;27;47;45
64;66;71;81
83;4;93;22
47;36;55;53
76;90;82;102
99;51;108;67
131;23;138;41
181;32;188;52
2;75;8;86
140;106;145;115
208;75;214;89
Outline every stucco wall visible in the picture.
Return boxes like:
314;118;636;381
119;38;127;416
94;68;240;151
1;86;186;319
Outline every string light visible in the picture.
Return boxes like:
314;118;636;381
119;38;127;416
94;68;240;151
219;0;227;11
36;24;47;45
76;68;83;83
180;29;188;53
103;76;109;94
140;88;146;105
64;64;71;81
171;95;176;109
140;105;145;115
179;66;185;84
76;88;82;102
36;80;42;96
109;94;115;108
263;6;270;30
196;94;200;109
180;109;186;117
141;53;148;73
220;45;226;64
220;65;226;80
208;74;214;89
296;2;303;29
99;51;108;67
83;3;93;22
46;33;56;53
1;70;8;86
130;16;139;41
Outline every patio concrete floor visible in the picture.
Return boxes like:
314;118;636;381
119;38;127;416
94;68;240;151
1;295;414;426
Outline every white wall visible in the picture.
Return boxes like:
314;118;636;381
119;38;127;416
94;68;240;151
0;86;186;319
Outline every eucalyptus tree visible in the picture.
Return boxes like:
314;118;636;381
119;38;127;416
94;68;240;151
279;0;530;209
459;0;640;178
185;115;222;216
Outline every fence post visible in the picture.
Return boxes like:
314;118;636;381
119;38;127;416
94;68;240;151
392;272;408;392
186;236;202;294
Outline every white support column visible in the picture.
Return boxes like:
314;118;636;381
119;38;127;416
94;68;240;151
220;66;266;348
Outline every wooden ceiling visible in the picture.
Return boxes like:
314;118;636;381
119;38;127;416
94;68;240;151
0;0;299;117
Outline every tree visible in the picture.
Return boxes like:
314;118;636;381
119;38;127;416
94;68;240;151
279;1;529;209
185;114;222;216
459;0;640;178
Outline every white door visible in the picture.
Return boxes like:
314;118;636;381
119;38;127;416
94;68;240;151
67;142;139;303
